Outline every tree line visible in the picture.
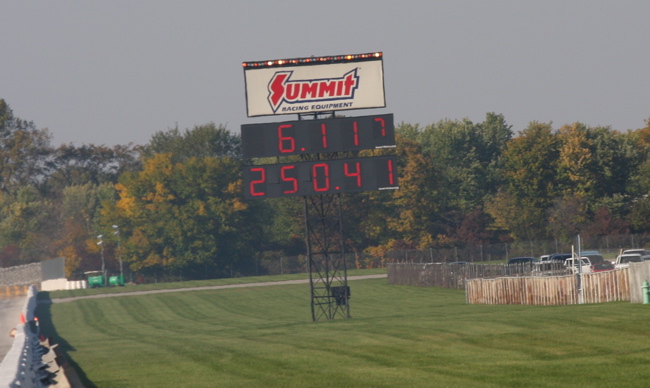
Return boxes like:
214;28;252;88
1;99;649;281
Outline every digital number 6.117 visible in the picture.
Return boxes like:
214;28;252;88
241;113;395;158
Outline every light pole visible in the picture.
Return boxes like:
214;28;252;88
113;225;123;284
97;234;106;286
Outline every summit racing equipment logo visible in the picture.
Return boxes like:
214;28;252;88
267;69;359;113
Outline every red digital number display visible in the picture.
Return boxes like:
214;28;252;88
244;156;398;199
242;114;395;158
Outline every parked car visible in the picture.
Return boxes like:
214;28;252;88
539;253;572;263
535;253;571;274
565;257;592;274
615;253;644;269
592;261;615;272
582;254;605;264
507;257;535;265
621;249;650;261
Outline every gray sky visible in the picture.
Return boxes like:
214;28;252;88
2;1;649;147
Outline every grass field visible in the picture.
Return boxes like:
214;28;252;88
36;272;650;387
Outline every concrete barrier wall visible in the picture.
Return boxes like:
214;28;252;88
0;323;29;387
628;261;650;303
65;280;87;290
0;285;31;298
1;260;82;293
0;286;45;388
0;264;41;288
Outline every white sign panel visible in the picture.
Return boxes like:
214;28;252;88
243;54;385;117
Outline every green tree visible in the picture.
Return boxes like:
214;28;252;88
626;119;650;232
0;99;51;194
553;124;642;236
0;100;55;263
0;186;55;263
381;133;443;248
258;197;304;255
582;205;629;237
142;122;241;162
105;153;262;279
45;143;141;193
547;195;589;242
418;113;511;215
589;127;641;200
556;123;596;201
418;118;482;213
55;183;116;278
485;189;544;241
487;122;559;240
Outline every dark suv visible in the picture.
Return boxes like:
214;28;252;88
546;253;572;263
507;257;535;265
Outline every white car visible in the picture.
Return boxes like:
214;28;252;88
614;253;644;269
622;249;650;260
564;257;592;274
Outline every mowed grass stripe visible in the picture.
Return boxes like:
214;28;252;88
38;277;650;387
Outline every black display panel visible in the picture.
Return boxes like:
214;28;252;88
241;114;395;158
244;155;398;199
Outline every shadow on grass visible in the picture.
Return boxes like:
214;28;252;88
36;292;98;388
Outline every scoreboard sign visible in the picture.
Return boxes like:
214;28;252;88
241;51;398;200
244;156;398;199
241;113;395;158
242;52;386;117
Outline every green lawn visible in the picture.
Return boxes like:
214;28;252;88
37;274;650;387
40;268;387;300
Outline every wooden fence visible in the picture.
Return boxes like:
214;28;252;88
581;269;630;304
466;269;630;305
387;262;643;305
386;262;566;289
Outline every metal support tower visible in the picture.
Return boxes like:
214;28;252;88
303;193;350;321
299;111;351;321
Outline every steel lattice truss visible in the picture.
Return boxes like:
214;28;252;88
296;112;351;321
304;193;350;321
